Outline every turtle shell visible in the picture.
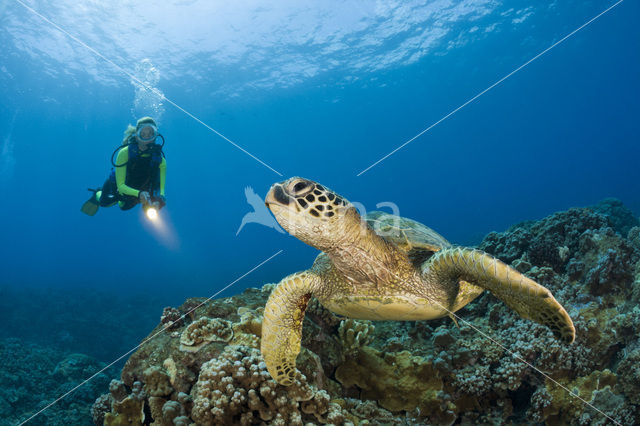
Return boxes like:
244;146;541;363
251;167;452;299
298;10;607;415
364;211;452;266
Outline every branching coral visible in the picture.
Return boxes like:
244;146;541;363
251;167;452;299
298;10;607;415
338;319;375;357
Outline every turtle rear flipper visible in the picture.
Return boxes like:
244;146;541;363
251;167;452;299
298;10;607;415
424;248;575;343
261;271;319;385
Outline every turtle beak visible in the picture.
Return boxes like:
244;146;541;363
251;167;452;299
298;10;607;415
265;183;292;209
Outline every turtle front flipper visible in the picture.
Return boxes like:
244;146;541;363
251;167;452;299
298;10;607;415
261;271;319;385
424;248;575;343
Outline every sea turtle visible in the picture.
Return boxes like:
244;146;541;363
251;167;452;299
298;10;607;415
261;177;575;385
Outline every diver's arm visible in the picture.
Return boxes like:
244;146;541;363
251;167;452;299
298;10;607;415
159;157;166;196
114;147;140;198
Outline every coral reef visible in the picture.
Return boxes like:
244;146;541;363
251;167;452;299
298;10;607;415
0;338;114;426
0;285;166;424
94;198;640;425
160;307;183;330
190;345;345;425
591;198;639;236
179;317;233;351
335;347;453;423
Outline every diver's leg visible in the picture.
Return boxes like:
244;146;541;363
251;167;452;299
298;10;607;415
98;177;118;207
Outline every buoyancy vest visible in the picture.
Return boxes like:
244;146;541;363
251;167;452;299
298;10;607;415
110;142;164;195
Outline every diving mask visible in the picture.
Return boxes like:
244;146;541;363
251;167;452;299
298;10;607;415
136;124;158;143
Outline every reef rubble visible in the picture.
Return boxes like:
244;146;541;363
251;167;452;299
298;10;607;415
94;199;640;425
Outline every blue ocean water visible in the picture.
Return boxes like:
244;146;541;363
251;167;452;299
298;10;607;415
0;0;639;421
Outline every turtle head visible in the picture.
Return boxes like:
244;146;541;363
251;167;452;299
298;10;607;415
265;177;359;250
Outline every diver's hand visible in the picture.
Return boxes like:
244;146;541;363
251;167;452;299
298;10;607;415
155;195;166;209
138;191;151;205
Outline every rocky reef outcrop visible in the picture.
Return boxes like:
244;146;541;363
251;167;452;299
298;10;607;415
94;199;640;425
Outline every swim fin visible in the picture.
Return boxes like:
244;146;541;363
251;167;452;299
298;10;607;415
81;189;100;216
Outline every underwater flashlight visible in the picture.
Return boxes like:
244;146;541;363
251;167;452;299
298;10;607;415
146;206;158;221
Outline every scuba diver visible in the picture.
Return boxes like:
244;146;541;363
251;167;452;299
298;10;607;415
81;116;166;217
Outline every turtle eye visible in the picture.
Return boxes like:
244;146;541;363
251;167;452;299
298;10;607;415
291;180;311;195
